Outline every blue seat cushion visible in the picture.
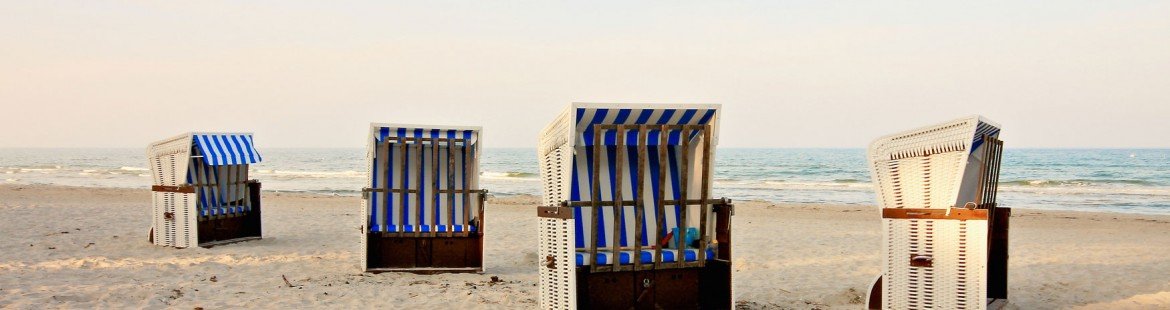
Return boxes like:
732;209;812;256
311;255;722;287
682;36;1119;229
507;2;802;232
369;224;477;233
575;248;715;266
200;205;252;216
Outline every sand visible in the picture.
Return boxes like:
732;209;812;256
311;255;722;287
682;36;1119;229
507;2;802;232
1;184;1168;309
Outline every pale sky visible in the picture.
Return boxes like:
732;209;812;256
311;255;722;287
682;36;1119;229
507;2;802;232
2;1;1167;148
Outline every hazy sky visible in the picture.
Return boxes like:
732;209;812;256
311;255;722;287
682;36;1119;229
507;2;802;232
2;1;1167;148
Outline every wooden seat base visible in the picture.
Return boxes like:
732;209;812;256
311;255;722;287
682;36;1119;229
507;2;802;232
366;234;483;273
577;260;732;310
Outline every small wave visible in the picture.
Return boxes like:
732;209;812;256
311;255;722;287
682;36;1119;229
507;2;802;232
119;166;149;171
1001;179;1159;187
480;171;539;180
252;170;363;179
717;180;873;191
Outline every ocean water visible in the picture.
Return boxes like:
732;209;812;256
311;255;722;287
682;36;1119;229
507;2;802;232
2;148;1168;215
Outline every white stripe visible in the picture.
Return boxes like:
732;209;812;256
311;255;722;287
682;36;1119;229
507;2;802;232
223;135;242;165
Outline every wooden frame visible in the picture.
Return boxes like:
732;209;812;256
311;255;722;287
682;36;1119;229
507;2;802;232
363;130;486;274
538;123;733;309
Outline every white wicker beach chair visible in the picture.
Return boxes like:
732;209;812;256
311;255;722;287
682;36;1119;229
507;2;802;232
537;103;733;309
865;116;1009;310
147;132;263;248
360;124;487;273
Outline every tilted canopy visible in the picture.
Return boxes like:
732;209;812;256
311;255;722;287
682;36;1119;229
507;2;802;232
192;134;262;166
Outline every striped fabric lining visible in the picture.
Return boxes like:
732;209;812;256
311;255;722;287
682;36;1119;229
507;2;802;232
576;108;716;146
187;143;252;217
568;107;718;252
369;127;480;233
574;249;716;266
192;134;261;166
970;121;1001;153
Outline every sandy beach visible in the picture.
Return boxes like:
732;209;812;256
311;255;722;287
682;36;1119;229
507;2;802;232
1;184;1168;309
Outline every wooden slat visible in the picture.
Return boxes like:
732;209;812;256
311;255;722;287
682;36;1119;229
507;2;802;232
676;127;689;269
151;185;195;193
477;190;486;236
698;125;711;265
384;137;467;143
593;124;707;131
225;165;234;213
447;139;456;238
537;206;574;219
611;125;624;270
634;126;647;271
461;142;471;238
243;164;252;208
415;141;424;238
882;208;988;220
398;141;408;237
589;124;602;272
654;124;668;269
431;136;440;237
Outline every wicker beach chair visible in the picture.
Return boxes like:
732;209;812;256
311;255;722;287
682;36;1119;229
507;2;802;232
865;116;1009;310
147;132;263;248
537;103;733;309
361;124;487;273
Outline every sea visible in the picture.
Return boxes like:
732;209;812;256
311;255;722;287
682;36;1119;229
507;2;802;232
2;148;1168;215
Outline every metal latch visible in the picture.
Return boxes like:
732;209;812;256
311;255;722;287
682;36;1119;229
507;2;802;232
545;255;556;269
910;254;933;267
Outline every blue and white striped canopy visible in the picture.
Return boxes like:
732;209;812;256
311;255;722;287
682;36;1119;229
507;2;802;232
374;127;479;145
192;134;262;166
574;106;718;146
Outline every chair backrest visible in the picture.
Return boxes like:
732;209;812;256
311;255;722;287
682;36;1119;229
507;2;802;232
366;124;482;232
868;116;1001;209
539;104;721;250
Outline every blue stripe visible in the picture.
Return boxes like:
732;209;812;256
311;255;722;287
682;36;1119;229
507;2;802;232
689;109;716;140
655;110;676;124
238;135;257;163
432;129;441;224
196;136;216;165
575;108;586;123
229;136;248;167
634;109;654;124
669;110;696;145
583;109;609;146
212;136;232;165
399;128;409;230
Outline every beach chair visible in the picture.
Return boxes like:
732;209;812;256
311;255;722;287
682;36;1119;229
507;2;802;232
537;103;733;309
147;132;263;248
865;116;1009;310
361;124;487;273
